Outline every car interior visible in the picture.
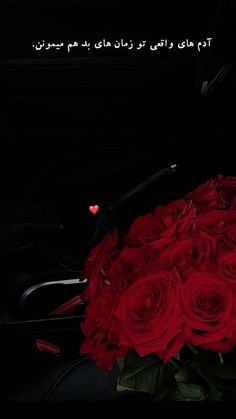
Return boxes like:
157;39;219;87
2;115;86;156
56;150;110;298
1;0;236;401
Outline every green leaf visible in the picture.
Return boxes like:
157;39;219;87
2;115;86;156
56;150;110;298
171;361;208;401
206;362;236;380
192;352;236;391
174;362;198;384
191;352;226;390
117;350;175;396
170;382;207;401
173;351;181;362
116;357;125;372
222;388;236;401
153;386;173;401
207;385;222;401
116;382;136;392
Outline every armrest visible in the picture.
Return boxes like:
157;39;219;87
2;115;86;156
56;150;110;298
1;313;85;336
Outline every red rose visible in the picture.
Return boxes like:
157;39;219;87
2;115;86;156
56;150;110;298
125;213;157;247
80;175;236;370
125;199;195;250
80;286;127;370
115;269;184;361
82;231;120;302
186;176;226;213
222;224;236;249
181;272;236;351
194;210;236;239
218;249;236;287
186;176;236;213
80;288;114;355
220;176;236;209
108;246;158;293
89;346;128;371
158;232;216;279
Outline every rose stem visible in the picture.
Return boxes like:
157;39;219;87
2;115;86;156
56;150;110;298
185;343;199;355
169;358;182;371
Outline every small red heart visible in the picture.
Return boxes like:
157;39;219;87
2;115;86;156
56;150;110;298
89;205;99;215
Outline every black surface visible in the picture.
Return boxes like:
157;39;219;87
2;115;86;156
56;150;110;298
1;0;236;401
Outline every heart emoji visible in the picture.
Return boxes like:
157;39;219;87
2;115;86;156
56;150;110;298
89;205;99;215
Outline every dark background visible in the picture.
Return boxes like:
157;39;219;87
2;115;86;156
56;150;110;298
0;0;235;201
1;0;236;401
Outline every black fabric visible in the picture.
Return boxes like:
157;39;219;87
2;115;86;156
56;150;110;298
7;357;150;401
1;0;236;402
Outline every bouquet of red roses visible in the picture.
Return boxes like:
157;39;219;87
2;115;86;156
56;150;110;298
79;175;236;401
